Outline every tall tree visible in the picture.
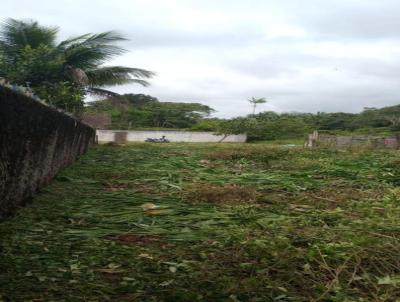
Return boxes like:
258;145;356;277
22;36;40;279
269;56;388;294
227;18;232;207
215;117;257;142
0;18;154;113
248;97;267;115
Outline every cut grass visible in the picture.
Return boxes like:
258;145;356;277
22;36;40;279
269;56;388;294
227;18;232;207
183;183;259;204
1;143;400;301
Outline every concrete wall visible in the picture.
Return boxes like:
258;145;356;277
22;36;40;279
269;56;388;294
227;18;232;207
0;86;95;218
97;130;247;143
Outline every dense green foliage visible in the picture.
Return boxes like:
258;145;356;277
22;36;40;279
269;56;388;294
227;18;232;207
212;115;312;141
191;105;400;141
85;94;214;129
0;19;153;113
244;107;400;141
1;143;400;301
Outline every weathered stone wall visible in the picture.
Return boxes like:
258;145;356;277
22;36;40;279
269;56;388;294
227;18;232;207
0;86;95;218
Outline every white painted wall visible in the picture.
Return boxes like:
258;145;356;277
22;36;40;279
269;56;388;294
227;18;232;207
97;130;247;143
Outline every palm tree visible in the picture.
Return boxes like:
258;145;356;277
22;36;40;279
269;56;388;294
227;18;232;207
248;97;267;115
0;18;154;109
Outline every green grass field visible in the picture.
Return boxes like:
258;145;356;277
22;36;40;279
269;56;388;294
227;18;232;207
1;143;400;301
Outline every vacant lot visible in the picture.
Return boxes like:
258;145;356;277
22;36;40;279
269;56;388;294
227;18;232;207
1;143;400;301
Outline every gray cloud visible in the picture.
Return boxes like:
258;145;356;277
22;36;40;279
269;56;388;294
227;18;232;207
281;0;400;40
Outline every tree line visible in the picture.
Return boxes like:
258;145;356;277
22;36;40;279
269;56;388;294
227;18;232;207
211;105;400;141
86;93;400;141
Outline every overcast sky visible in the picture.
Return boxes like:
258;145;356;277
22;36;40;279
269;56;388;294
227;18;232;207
3;0;400;117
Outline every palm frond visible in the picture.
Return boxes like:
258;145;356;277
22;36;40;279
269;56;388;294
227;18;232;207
85;66;155;87
86;87;121;97
62;33;127;69
63;46;120;69
0;18;58;50
79;31;127;45
58;31;125;49
57;34;92;49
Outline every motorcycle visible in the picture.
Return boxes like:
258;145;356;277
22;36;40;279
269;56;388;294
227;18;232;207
145;136;170;143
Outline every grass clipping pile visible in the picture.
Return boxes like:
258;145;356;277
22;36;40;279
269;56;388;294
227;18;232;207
1;143;400;301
